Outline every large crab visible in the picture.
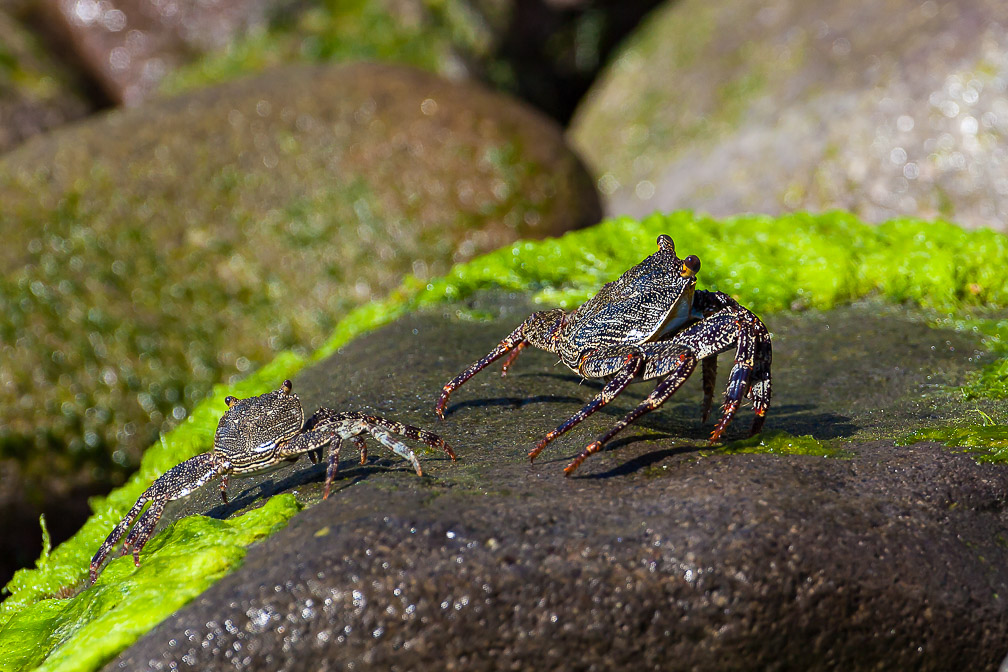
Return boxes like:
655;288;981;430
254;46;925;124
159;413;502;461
90;380;454;582
435;234;772;475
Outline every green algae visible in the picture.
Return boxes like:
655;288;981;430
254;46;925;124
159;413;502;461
643;431;847;478
4;210;1008;670
898;422;1008;464
0;495;299;672
401;212;1008;316
719;430;850;459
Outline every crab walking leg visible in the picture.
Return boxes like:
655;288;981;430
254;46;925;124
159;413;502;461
317;410;456;461
349;435;368;465
436;325;526;418
528;348;643;462
437;308;570;416
322;437;344;500
365;424;423;475
89;452;225;583
565;346;698;475
747;334;773;434
685;290;773;441
285;410;456;498
500;340;528;376
709;316;757;441
121;499;166;565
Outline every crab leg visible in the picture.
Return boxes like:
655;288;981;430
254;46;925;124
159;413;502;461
747;335;773;434
288;410;455;499
565;346;698;475
436;325;526;418
89;451;226;583
688;290;772;441
528;348;643;462
315;410;455;461
500;340;528;376
349;435;368;465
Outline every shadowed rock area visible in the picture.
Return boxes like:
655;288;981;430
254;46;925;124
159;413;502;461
108;294;1008;670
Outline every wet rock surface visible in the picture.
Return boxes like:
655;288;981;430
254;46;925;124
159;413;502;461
109;294;1008;670
0;62;599;586
569;0;1008;230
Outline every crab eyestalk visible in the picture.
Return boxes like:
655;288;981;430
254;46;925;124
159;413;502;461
681;254;701;278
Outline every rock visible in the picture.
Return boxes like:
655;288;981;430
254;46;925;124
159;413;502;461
32;0;284;105
0;7;92;152
0;62;600;586
569;0;1008;230
107;293;1008;670
159;0;669;125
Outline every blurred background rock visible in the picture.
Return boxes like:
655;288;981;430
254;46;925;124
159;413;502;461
3;0;1008;589
568;0;1008;229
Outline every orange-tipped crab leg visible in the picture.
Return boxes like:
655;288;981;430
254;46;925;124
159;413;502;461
527;348;644;462
89;451;226;583
561;344;697;476
435;325;526;418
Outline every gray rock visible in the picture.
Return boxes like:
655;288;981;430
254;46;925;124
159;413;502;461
108;294;1008;670
0;62;599;586
569;0;1008;230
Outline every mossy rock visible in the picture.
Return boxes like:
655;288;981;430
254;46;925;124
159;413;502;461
569;0;1008;229
0;61;599;585
3;212;1008;670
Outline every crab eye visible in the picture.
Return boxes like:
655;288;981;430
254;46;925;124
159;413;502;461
681;255;701;278
224;396;238;408
281;379;293;394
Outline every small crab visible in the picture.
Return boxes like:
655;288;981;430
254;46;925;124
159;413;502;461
90;380;454;582
435;234;771;475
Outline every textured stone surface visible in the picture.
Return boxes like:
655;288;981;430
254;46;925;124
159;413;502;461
107;294;1008;670
570;0;1008;230
0;63;599;585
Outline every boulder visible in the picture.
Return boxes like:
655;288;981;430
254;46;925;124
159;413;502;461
108;294;1008;670
570;0;1008;230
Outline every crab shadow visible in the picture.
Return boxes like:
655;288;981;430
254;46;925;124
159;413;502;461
557;435;703;480
765;403;857;439
530;401;858;481
485;372;859;434
203;457;417;520
441;393;586;416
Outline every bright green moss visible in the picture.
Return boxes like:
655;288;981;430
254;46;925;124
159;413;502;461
0;495;299;672
720;430;850;459
397;212;1008;316
898;420;1008;464
4;211;1008;670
